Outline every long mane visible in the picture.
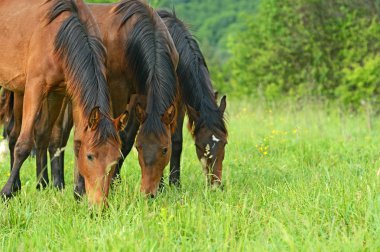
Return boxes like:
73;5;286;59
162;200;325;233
158;10;227;135
113;0;178;134
46;0;118;145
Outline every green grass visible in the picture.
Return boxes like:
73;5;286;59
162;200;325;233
1;99;380;251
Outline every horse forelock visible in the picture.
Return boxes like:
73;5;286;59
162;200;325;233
90;117;120;148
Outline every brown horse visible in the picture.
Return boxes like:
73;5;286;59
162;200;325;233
79;1;179;197
0;0;127;206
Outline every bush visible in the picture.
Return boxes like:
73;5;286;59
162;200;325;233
226;0;380;106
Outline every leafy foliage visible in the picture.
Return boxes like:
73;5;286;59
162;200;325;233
226;0;380;105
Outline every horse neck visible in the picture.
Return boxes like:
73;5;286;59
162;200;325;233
75;0;102;37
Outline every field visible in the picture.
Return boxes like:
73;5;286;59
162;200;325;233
0;100;380;251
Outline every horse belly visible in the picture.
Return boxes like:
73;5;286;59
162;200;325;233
0;29;28;92
0;71;26;93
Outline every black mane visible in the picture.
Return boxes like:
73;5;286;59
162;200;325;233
46;0;119;146
114;0;178;134
158;10;227;135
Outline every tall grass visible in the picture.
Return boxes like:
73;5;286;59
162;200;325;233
1;99;379;251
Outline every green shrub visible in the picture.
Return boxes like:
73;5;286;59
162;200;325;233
226;0;380;106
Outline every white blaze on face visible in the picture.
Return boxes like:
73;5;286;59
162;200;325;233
212;135;220;143
204;144;211;157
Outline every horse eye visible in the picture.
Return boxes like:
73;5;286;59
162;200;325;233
87;154;94;161
162;147;168;155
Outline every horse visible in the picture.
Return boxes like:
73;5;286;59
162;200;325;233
0;0;128;206
73;1;179;197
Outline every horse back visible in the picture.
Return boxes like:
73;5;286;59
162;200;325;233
0;0;66;92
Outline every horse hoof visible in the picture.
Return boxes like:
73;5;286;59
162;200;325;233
1;191;13;200
74;187;85;201
169;180;181;188
74;192;82;201
53;182;65;190
158;183;165;193
1;187;19;200
36;182;48;190
210;182;224;191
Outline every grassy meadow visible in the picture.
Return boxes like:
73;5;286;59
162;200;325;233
0;99;380;251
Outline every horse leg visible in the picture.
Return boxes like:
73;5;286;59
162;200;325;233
35;101;49;189
56;105;73;189
169;106;185;187
49;98;72;189
71;107;86;200
2;126;7;139
1;81;44;198
35;93;64;190
113;114;139;182
74;164;85;200
7;93;22;191
49;120;64;189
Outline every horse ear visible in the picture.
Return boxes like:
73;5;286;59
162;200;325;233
187;105;200;121
219;95;227;114
88;106;101;130
74;140;81;158
114;110;129;131
135;103;146;123
162;104;176;125
214;90;219;100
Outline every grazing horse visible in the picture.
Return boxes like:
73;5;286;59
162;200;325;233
0;0;127;206
116;10;228;187
87;1;179;197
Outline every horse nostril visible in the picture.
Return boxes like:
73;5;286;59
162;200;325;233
149;193;155;199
